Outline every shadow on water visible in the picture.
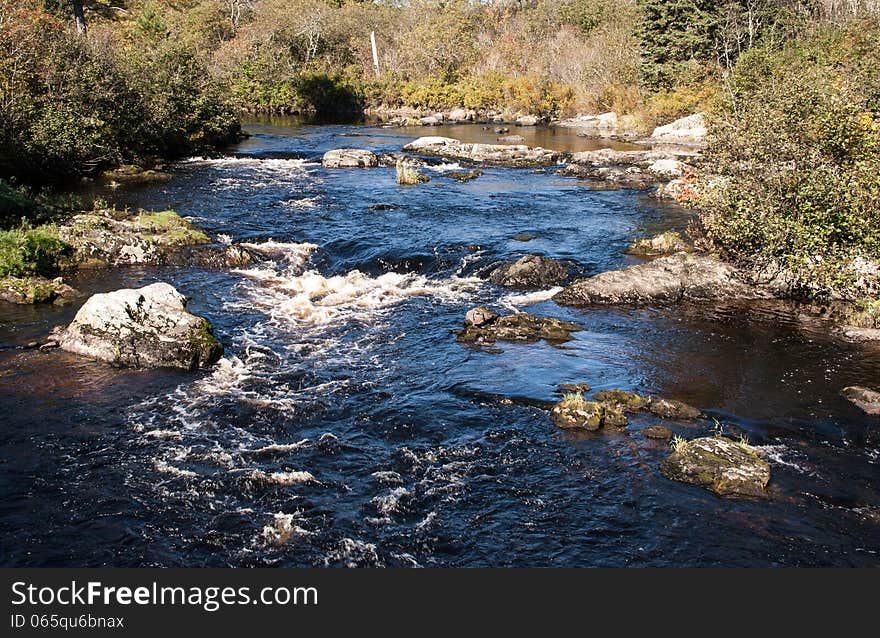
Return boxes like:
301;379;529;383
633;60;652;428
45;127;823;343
0;117;878;567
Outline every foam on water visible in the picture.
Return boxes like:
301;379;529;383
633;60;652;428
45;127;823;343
235;268;481;327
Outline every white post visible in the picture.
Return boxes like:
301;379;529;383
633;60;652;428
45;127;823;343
370;31;380;77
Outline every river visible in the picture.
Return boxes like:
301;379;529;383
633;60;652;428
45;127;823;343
1;118;878;567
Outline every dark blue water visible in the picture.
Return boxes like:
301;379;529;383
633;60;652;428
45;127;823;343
1;119;879;567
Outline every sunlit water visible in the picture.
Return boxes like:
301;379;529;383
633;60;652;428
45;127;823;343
1;120;878;567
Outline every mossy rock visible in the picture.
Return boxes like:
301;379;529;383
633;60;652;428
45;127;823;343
551;397;604;430
641;425;673;440
660;436;770;498
0;276;78;305
593;389;648;412
648;398;700;419
457;312;582;345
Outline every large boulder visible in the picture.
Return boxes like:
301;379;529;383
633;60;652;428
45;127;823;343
660;436;770;498
650;113;708;145
58;282;223;370
457;310;582;345
489;255;568;289
321;149;378;168
403;137;561;166
841;386;880;415
554;253;762;307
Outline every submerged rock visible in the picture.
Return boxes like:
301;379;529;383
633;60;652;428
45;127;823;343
641;425;673;440
625;231;690;257
558;382;591;393
0;276;78;305
498;135;526;143
457;310;582;345
648;398;701;419
554;253;762;307
841;386;880;415
488;254;568;289
58;282;223;370
447;169;484;182
403;136;562;166
660;436;770;498
321;149;378;168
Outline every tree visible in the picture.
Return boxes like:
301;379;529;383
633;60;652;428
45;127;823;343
69;0;86;34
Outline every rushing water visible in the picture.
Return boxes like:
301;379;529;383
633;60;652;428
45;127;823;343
1;118;879;567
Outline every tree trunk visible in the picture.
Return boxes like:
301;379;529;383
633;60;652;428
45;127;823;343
70;0;87;35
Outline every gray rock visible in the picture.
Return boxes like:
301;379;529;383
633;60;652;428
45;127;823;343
464;306;499;328
625;231;690;257
842;386;880;415
489;255;568;289
59;282;223;370
403;137;561;166
554;253;763;307
661;436;770;498
498;135;526;143
321;149;378;168
516;115;540;126
650;113;707;144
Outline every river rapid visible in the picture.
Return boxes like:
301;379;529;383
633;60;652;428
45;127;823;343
1;118;878;567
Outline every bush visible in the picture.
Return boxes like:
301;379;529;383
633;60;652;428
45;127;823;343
0;1;240;184
699;20;880;297
0;224;70;278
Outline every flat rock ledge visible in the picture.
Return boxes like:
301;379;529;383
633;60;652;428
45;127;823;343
403;136;562;166
554;252;765;307
841;386;880;415
59;282;223;370
661;436;770;498
457;308;582;345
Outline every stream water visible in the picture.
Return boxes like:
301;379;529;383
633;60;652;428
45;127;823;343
1;118;878;567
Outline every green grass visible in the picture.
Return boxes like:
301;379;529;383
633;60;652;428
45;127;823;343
0;224;71;278
670;435;688;453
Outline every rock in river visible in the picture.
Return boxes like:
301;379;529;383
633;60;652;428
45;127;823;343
488;254;568;289
322;149;378;168
648;398;701;419
841;386;880;415
554;253;762;307
457;310;582;345
660;436;770;498
403;137;561;166
59;282;223;370
625;231;690;257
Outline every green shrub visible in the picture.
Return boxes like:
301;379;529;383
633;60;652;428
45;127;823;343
699;20;880;297
0;224;71;278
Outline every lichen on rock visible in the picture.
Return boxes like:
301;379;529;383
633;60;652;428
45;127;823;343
660;436;770;498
